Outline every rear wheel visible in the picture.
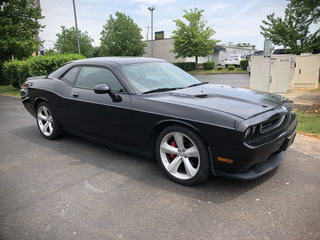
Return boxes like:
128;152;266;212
156;125;210;185
36;102;63;140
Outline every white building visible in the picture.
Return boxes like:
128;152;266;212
143;39;255;65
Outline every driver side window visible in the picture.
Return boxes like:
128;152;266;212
75;66;124;92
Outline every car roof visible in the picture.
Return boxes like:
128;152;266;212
47;57;168;88
70;57;166;66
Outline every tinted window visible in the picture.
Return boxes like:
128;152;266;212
75;67;123;91
60;67;80;85
121;62;199;93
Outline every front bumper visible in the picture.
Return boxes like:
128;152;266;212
213;131;296;180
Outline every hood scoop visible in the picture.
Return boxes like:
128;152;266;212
195;94;208;98
172;92;209;99
172;91;273;108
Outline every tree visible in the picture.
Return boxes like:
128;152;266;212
54;26;94;57
92;46;101;57
260;2;320;54
0;0;44;60
288;0;320;23
172;8;220;68
100;12;146;56
235;43;256;49
45;49;57;55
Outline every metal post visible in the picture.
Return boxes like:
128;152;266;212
36;0;41;55
151;10;153;57
72;0;81;55
147;6;155;58
146;26;150;41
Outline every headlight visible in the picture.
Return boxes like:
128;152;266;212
252;125;257;133
244;128;251;139
244;125;259;139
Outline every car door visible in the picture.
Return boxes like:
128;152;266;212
67;66;133;148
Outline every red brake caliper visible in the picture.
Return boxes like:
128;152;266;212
170;140;176;159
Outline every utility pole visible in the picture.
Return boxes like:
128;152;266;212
147;6;155;58
36;0;41;55
72;0;81;55
146;26;151;41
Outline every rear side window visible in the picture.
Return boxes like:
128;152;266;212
75;67;124;92
60;67;80;85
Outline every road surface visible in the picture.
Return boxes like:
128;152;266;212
194;73;250;88
0;93;319;240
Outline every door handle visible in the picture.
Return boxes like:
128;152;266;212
72;92;79;97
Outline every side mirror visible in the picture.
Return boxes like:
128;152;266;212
94;84;122;102
94;84;110;94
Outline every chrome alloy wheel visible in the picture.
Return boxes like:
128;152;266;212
37;105;54;137
159;132;200;180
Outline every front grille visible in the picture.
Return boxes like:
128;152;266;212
260;115;286;133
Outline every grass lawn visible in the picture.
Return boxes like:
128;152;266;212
310;84;320;92
189;68;248;74
295;110;320;138
0;85;20;98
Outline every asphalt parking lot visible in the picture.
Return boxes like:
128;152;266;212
194;73;250;88
0;86;319;239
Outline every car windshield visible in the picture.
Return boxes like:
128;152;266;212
120;62;200;93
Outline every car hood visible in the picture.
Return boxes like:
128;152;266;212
146;84;291;119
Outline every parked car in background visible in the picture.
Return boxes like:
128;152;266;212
273;49;291;54
20;57;297;185
254;50;264;56
224;54;246;67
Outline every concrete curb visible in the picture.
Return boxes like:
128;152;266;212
291;134;320;160
293;103;320;111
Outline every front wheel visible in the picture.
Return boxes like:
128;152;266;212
156;125;210;185
36;102;63;140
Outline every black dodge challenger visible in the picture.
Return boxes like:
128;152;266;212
21;57;297;185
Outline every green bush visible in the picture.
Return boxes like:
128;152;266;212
228;65;235;70
3;60;31;88
203;61;215;70
240;59;249;71
29;54;84;76
0;59;9;85
173;62;195;71
3;54;85;88
217;66;223;70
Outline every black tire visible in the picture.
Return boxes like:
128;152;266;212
36;102;63;140
155;125;210;185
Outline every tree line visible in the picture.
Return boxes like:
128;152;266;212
1;0;319;64
0;1;219;69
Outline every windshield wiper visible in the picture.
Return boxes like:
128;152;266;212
187;82;209;88
142;87;179;94
142;82;208;94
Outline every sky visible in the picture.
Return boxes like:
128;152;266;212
38;0;319;51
